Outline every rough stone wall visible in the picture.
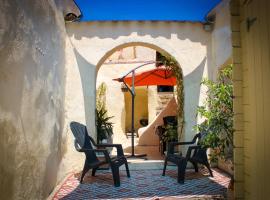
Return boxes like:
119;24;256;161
0;0;67;199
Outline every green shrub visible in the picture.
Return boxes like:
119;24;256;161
196;65;234;162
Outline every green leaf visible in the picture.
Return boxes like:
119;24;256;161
195;65;234;161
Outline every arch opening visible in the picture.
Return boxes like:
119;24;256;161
95;42;184;159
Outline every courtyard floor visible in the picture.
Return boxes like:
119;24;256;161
50;161;230;200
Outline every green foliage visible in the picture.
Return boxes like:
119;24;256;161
158;54;184;140
96;83;114;143
96;82;107;112
196;65;234;161
96;108;114;143
161;124;178;142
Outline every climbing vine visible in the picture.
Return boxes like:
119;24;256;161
159;54;184;140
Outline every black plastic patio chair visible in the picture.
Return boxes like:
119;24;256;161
70;121;130;187
162;132;213;184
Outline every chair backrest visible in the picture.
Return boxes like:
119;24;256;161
192;132;202;144
70;121;98;161
190;132;208;162
70;121;93;148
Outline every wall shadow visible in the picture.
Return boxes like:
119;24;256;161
73;49;96;136
183;57;206;141
67;21;208;45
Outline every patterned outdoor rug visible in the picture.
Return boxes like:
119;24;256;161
52;168;230;200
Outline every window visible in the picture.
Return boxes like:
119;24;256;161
157;85;174;92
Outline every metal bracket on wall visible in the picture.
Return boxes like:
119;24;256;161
246;17;257;32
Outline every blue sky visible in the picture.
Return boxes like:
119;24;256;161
74;0;222;22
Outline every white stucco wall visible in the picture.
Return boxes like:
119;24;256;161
66;21;213;142
211;0;232;78
148;86;159;122
106;46;156;62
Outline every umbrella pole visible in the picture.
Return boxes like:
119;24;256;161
127;70;147;159
131;89;135;156
117;61;162;159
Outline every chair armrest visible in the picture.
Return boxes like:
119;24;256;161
96;144;124;157
167;141;196;154
169;141;195;146
81;148;111;163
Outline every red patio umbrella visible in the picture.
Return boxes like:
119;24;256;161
112;63;176;158
113;66;176;87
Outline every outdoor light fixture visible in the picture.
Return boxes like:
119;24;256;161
64;13;79;22
203;14;215;32
203;23;213;32
62;0;81;23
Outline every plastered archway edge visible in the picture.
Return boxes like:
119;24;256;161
96;42;184;146
65;22;210;145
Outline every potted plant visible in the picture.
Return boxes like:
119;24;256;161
96;108;114;144
161;123;178;154
96;82;114;144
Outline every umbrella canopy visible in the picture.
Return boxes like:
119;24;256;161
113;66;176;87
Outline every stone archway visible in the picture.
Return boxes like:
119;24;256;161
65;21;210;143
